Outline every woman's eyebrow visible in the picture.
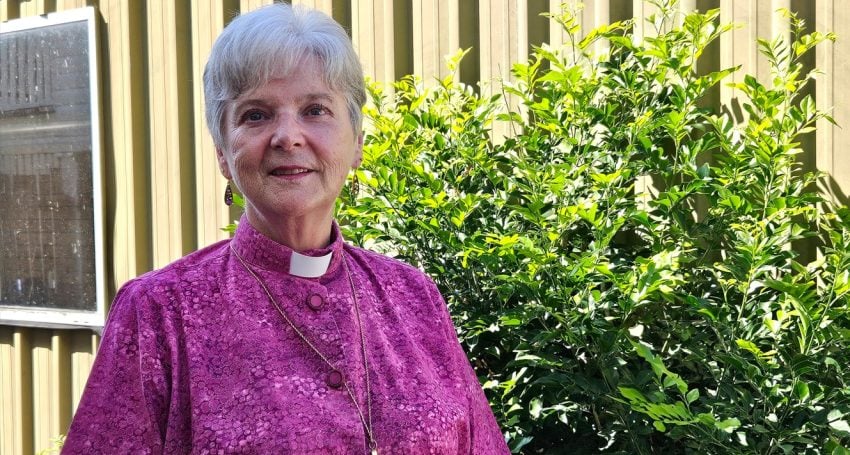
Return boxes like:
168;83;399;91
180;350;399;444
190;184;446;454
232;93;334;109
296;92;335;103
231;98;268;111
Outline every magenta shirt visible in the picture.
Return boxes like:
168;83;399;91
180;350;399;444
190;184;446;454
62;219;509;454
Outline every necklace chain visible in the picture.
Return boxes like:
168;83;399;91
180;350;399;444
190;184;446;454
229;244;378;454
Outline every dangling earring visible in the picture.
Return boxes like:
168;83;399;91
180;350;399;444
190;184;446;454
349;173;360;198
224;182;233;206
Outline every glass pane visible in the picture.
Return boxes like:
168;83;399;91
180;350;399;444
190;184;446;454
0;20;96;311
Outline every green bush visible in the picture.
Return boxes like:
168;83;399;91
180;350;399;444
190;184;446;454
338;1;850;453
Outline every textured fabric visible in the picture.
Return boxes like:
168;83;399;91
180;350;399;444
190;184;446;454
63;218;509;454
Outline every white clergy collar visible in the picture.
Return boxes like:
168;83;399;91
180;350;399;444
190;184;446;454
289;250;333;278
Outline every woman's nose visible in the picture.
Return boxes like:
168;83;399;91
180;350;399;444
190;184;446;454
270;114;303;150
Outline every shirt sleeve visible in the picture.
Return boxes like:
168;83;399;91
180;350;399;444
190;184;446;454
62;281;171;455
423;277;511;454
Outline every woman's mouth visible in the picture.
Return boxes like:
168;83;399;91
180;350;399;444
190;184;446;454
270;167;311;176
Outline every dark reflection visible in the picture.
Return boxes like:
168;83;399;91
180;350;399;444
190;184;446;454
0;20;96;311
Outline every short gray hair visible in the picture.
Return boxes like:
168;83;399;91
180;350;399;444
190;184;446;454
204;4;366;149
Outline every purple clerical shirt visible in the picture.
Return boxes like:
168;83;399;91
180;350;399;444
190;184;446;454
62;219;509;454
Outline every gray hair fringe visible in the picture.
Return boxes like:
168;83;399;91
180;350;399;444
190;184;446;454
203;3;366;149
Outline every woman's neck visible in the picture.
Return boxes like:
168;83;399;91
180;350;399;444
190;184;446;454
245;208;333;252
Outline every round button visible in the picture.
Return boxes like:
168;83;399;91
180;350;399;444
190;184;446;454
327;370;344;389
307;293;324;310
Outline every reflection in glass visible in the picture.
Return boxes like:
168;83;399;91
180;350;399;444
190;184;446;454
0;20;96;311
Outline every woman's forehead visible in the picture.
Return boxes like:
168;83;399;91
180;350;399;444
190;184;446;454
236;55;337;97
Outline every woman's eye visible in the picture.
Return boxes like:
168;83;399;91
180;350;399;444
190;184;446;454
305;105;328;116
242;110;266;122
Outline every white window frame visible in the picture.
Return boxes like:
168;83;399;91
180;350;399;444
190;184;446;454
0;7;106;330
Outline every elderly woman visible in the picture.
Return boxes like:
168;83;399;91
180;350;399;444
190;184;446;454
62;4;508;454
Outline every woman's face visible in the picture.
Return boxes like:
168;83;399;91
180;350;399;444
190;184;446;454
216;56;363;234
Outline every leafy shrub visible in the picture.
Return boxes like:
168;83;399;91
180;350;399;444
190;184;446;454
338;1;850;453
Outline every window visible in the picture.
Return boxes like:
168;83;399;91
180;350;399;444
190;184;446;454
0;7;106;329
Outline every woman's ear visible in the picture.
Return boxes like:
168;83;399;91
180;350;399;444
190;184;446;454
352;132;364;168
216;147;233;180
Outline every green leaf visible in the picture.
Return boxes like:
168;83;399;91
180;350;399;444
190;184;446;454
825;440;850;454
830;419;850;435
793;381;810;401
686;389;700;404
716;418;742;433
619;387;648;404
529;398;543;419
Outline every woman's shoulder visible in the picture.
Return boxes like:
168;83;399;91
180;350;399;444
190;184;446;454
107;239;233;327
119;239;232;295
343;243;430;280
342;243;443;302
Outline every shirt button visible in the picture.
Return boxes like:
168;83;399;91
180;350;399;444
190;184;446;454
307;293;324;310
327;369;344;389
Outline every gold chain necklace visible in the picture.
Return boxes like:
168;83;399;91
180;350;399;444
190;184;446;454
229;244;378;455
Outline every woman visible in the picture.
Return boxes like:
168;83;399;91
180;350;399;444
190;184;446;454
62;4;509;454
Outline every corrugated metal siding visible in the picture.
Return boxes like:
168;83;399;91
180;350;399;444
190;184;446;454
0;0;845;453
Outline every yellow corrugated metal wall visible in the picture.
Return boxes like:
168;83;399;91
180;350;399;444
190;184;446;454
0;0;847;453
